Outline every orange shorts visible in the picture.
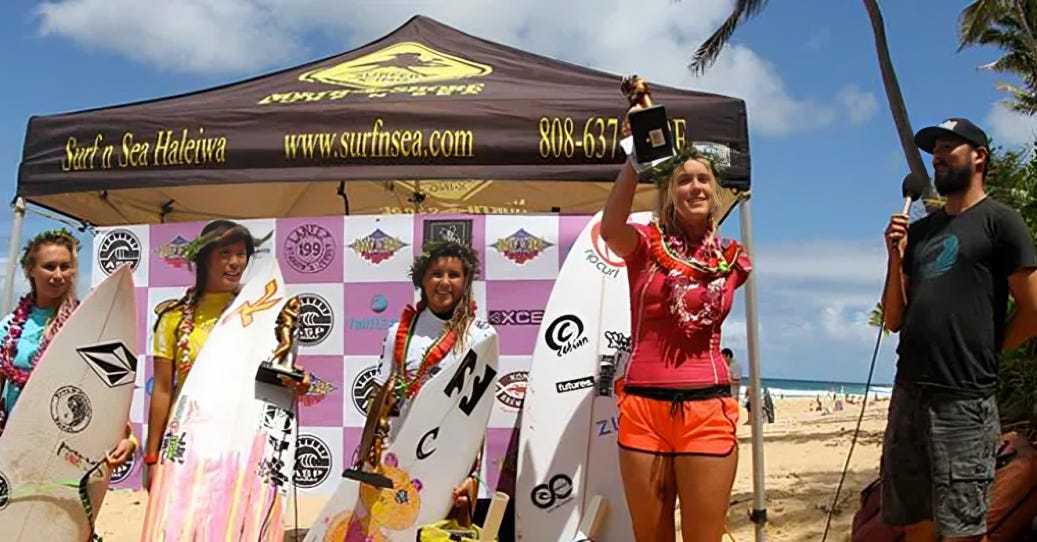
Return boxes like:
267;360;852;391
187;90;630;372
616;386;739;456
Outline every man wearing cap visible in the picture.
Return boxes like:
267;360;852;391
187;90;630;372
879;118;1037;541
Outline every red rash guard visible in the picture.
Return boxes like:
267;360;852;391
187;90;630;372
622;223;752;388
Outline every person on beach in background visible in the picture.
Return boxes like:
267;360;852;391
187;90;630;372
722;348;741;400
144;220;311;489
600;105;752;541
881;118;1037;541
0;229;136;467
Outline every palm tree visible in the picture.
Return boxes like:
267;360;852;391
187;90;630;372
958;0;1037;115
687;0;934;203
868;302;890;336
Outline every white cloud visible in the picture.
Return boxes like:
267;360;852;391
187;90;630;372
985;101;1037;148
837;84;879;125
35;0;872;137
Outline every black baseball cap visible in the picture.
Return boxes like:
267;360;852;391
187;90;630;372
914;117;989;154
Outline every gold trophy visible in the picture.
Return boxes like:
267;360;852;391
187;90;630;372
256;296;307;386
620;74;675;167
341;372;398;489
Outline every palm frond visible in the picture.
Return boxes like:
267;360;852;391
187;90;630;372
687;0;771;75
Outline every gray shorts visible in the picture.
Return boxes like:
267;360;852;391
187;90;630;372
880;383;999;537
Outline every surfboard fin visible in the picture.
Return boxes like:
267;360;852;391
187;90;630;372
573;494;606;542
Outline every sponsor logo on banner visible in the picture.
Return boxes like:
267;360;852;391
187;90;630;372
352;366;380;415
298;373;337;407
78;341;137;387
348;229;408;264
544;315;587;357
50;385;92;433
350;294;397;331
298;294;334;346
293;434;332;489
260;42;493;104
495;371;528;411
584;222;624;279
156;235;190;268
487;309;543;327
284;223;336;274
110;453;135;483
424;219;473;248
491;228;554;264
531;473;574;511
97;229;141;275
555;377;594;393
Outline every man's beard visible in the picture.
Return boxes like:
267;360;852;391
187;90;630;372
934;163;972;195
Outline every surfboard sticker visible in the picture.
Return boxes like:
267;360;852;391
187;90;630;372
78;341;137;388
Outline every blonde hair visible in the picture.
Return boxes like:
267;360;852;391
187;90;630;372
21;230;80;342
656;157;722;239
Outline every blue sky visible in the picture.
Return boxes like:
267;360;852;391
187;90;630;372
0;0;1033;385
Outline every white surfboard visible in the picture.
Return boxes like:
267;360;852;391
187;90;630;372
0;264;138;541
305;323;499;542
516;211;650;542
141;258;298;542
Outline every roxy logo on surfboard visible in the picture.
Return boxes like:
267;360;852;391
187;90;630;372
544;315;588;357
298;293;334;346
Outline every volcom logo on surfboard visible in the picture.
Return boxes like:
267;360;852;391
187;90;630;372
97;229;141;275
544;315;588;357
50;385;92;434
77;341;137;388
294;434;332;489
298;293;334;346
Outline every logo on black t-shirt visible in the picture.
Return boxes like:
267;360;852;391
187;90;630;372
918;233;959;279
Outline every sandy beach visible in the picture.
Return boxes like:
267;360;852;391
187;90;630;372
94;396;890;541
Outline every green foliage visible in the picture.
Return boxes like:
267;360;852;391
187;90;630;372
958;0;1037;115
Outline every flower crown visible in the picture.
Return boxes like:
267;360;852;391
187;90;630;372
643;143;729;188
180;229;223;263
20;228;80;268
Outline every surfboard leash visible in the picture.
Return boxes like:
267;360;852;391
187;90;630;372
0;456;110;542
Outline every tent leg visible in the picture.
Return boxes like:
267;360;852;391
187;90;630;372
2;198;26;314
738;197;767;541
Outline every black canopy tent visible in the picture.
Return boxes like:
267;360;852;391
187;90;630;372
17;15;750;225
11;14;768;538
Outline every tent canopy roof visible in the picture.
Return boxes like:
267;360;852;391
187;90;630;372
18;15;750;226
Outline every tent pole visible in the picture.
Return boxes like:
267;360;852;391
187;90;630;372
2;197;27;314
738;196;767;541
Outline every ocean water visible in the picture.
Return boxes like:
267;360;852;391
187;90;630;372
747;378;894;399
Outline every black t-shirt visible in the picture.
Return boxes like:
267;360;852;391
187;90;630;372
897;197;1037;397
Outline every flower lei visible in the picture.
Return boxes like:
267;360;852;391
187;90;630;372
0;294;55;389
174;290;199;377
392;301;458;400
645;222;742;337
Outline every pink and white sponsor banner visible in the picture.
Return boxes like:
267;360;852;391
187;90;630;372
92;213;588;497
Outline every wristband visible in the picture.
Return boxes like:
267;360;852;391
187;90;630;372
127;433;139;451
144;453;160;466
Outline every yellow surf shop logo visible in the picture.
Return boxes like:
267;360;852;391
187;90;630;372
262;42;493;104
380;180;527;215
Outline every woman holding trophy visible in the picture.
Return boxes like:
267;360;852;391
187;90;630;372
600;78;752;541
373;240;496;523
144;220;310;489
